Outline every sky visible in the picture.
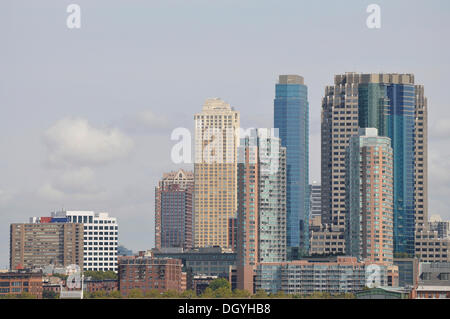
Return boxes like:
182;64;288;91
0;0;449;268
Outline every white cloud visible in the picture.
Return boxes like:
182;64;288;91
136;110;171;129
430;118;450;139
37;183;65;201
44;117;134;167
37;171;105;201
52;167;101;194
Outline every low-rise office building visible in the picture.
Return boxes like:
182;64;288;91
118;254;184;295
152;247;236;280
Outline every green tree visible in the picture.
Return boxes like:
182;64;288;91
201;287;214;298
271;290;290;299
91;291;108;299
208;278;231;291
17;292;36;299
127;288;144;298
233;289;251;298
144;289;161;298
181;290;197;299
108;290;122;299
307;291;332;299
43;290;59;299
162;289;180;298
252;289;268;299
214;286;233;298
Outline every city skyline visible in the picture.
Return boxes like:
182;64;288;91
1;0;450;269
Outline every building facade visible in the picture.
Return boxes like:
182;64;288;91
10;221;84;270
428;215;450;239
309;182;321;219
255;257;388;295
236;133;259;292
84;279;118;294
118;255;184;295
309;231;345;255
0;271;43;298
412;262;450;299
394;257;419;288
274;75;309;256
152;247;236;280
321;73;425;258
414;232;450;263
346;128;394;264
236;129;287;292
155;169;194;250
51;211;119;272
194;98;240;249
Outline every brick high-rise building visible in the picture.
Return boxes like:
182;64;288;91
346;128;394;264
155;169;194;250
194;98;240;249
10;221;84;270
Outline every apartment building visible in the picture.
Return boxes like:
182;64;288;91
194;98;240;249
10;221;84;270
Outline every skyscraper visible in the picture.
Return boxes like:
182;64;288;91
194;98;240;249
321;73;424;257
346;128;394;264
236;129;287;292
155;169;194;250
274;75;309;257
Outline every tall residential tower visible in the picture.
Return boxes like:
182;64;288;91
155;169;194;250
194;98;240;249
236;128;287;292
346;128;394;264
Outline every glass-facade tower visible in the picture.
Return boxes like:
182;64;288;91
358;82;416;257
274;75;309;256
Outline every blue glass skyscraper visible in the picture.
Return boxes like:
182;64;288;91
274;75;309;257
358;81;416;257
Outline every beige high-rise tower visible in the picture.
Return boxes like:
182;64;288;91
194;98;240;249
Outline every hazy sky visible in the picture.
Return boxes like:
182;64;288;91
0;0;449;267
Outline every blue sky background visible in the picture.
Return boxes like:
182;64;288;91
0;0;449;267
